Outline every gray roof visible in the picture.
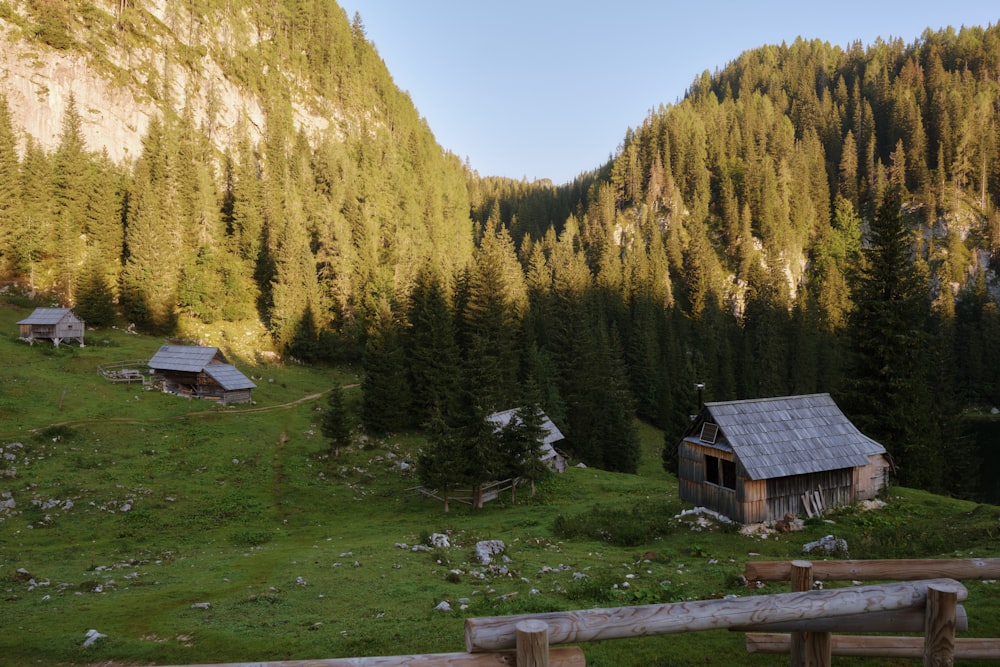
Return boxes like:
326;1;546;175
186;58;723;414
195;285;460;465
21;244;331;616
691;393;885;481
204;364;256;391
148;345;225;372
148;345;255;391
487;408;565;446
17;308;79;325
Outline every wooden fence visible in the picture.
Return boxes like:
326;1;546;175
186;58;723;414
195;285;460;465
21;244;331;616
414;478;517;508
741;557;1000;665
146;559;1000;667
97;359;151;385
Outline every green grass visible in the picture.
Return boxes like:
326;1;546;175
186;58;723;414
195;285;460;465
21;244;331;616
0;301;998;666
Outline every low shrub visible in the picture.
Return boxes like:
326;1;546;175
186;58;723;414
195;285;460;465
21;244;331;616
552;501;672;546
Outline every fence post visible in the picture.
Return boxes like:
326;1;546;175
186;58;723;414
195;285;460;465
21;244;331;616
789;560;831;667
790;560;812;667
924;582;959;667
516;619;550;667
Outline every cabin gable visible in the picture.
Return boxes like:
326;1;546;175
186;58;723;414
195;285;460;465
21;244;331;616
676;393;890;523
16;308;85;347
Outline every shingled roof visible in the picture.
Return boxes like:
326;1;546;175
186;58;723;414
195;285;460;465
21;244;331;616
147;345;255;391
17;307;78;325
692;393;885;481
148;345;225;372
204;363;257;391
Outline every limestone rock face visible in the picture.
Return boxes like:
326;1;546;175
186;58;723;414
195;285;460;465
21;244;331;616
0;3;334;162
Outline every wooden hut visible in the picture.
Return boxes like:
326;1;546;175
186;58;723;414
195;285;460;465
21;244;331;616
676;393;890;524
147;345;256;404
16;308;85;347
487;408;568;473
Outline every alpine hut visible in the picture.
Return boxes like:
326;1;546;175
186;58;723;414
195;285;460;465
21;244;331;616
677;393;889;523
487;408;568;472
17;308;85;347
147;345;256;404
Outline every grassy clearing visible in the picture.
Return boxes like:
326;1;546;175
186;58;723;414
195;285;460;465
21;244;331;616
0;302;998;666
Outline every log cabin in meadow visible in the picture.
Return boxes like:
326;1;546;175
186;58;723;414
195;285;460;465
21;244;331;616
677;393;890;523
16;307;85;347
147;345;256;405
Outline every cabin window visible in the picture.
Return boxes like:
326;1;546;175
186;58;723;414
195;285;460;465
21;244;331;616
721;459;736;489
705;454;719;484
705;454;736;490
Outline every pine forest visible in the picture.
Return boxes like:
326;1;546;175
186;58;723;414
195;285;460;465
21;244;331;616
1;2;1000;500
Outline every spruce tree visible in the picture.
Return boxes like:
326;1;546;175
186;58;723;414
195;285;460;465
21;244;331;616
497;379;551;499
0;93;19;277
52;93;91;301
74;256;116;327
360;318;412;434
842;185;941;489
417;417;466;513
405;267;461;428
16;138;53;291
321;385;353;458
460;219;527;413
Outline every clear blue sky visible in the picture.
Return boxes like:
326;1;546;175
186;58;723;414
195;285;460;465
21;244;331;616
338;1;998;185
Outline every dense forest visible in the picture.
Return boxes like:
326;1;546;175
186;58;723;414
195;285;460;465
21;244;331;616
0;2;998;499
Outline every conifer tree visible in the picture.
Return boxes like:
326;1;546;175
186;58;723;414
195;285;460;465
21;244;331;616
84;151;124;282
321;385;353;458
52;93;91;300
16;138;53;290
405;267;461;427
417;416;465;513
842;185;941;489
120;116;182;331
460;220;527;413
0;93;19;277
74;255;116;327
497;379;551;499
360;318;412;434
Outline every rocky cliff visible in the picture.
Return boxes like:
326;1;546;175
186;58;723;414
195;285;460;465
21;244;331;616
0;0;335;161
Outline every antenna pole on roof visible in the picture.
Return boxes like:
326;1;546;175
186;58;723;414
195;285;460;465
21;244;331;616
695;382;705;410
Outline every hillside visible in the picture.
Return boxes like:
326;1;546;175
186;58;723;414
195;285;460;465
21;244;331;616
0;301;998;666
0;0;474;347
0;3;999;531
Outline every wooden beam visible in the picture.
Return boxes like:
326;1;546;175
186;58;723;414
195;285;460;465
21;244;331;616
517;620;551;667
465;578;966;652
733;605;968;633
924;582;959;666
152;648;586;667
746;633;1000;660
790;561;813;667
744;558;1000;583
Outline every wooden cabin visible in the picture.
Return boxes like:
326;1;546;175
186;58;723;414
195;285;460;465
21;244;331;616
677;393;890;524
487;408;568;473
16;308;85;347
147;345;256;405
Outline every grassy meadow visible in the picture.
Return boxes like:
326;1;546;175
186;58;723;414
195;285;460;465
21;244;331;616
0;300;998;667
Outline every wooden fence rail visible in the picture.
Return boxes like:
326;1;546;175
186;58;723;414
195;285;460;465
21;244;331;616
154;647;586;667
743;557;1000;583
746;634;1000;660
741;558;1000;665
464;578;965;653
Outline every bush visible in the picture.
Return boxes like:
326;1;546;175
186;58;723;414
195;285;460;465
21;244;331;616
552;501;672;547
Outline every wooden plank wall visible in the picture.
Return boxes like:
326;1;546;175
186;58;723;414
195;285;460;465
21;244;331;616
678;441;740;520
765;469;853;521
